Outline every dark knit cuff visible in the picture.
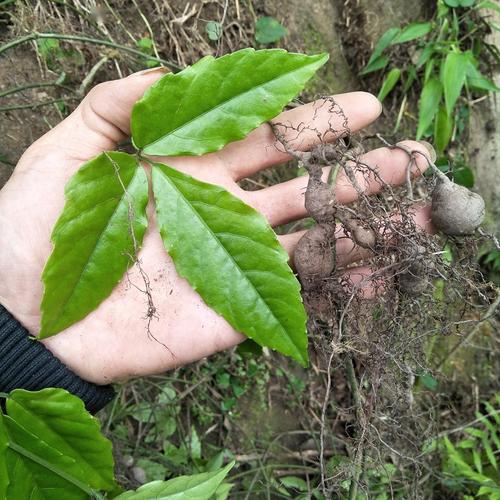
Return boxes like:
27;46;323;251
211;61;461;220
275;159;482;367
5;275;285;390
0;304;115;413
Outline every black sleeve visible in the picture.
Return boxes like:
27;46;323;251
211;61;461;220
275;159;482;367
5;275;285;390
0;304;115;414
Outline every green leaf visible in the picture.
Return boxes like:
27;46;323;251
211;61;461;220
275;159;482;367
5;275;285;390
152;162;308;366
5;439;87;500
420;373;438;391
206;21;222;41
0;412;9;498
360;55;390;75
484;401;500;425
280;476;308;491
442;51;468;116
135;458;166;481
417;43;436;68
477;1;500;13
391;22;432;44
236;338;263;358
39;152;148;338
377;68;401;102
214;482;234;500
255;17;287;45
482;435;497;470
453;165;474;187
417;77;442;139
137;37;154;54
434;105;454;153
6;389;115;491
473;449;483;473
131;48;327;156
2;389;114;499
365;27;400;68
116;461;235;499
466;61;500;92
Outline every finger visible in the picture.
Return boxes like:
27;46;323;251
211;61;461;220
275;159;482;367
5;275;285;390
277;203;434;262
219;92;382;180
340;265;386;299
249;140;431;227
39;68;169;161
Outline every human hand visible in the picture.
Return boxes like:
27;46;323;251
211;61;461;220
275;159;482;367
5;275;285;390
0;68;432;384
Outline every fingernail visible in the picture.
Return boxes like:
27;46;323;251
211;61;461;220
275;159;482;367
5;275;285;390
417;140;436;163
137;66;170;76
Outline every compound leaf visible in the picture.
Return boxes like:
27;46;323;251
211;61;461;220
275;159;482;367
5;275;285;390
131;48;328;156
3;389;115;499
152;162;308;366
40;152;148;339
116;461;234;499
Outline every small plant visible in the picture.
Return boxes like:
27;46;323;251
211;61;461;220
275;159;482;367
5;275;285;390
255;17;288;45
436;395;500;497
362;0;499;156
0;388;234;498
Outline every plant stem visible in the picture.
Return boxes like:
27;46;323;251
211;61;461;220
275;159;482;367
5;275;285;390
345;355;364;500
0;33;181;71
0;81;73;99
327;163;340;186
0;98;76;112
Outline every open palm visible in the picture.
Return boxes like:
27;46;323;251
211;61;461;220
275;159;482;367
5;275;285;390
0;69;431;384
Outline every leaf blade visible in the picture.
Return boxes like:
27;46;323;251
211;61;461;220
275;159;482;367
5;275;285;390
365;27;400;68
434;105;454;153
377;68;401;102
116;461;234;499
152;163;308;365
391;22;432;44
0;412;9;498
6;388;115;491
417;77;442;139
255;17;287;45
40;152;148;338
442;51;468;116
131;48;328;156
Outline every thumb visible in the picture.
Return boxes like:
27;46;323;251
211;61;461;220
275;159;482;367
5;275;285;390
50;68;169;159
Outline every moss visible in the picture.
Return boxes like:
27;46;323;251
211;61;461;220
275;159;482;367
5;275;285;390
301;21;354;97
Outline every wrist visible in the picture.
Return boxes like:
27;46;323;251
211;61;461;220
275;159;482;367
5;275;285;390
0;304;115;413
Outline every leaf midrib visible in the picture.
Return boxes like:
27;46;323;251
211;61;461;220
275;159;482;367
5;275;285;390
12;404;109;486
143;55;321;151
42;168;142;335
5;421;95;496
154;166;304;362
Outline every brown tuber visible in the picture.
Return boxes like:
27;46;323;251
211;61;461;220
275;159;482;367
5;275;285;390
338;213;377;250
294;223;335;291
431;177;485;236
305;181;336;223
